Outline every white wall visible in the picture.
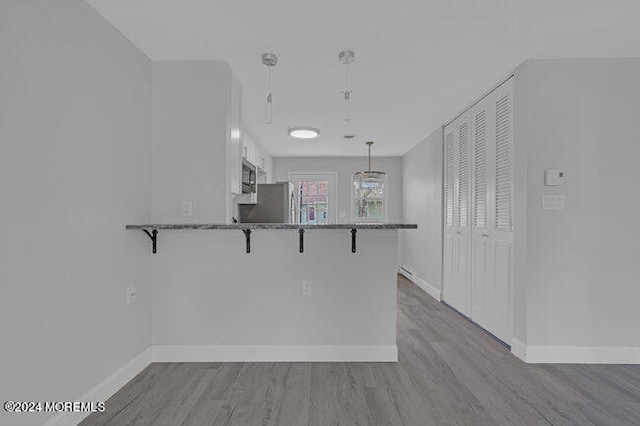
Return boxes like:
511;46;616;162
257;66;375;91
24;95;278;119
0;1;152;425
273;157;403;223
398;128;443;294
151;230;398;350
518;58;640;351
152;61;232;224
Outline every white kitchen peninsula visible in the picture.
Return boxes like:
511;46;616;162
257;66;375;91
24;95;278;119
127;223;417;362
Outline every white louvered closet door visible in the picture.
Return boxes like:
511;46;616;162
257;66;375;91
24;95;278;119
443;127;457;313
470;78;514;343
443;112;471;316
470;102;493;330
487;80;514;344
444;77;514;344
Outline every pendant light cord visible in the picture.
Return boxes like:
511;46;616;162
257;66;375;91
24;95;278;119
262;52;278;124
339;50;354;122
266;67;273;124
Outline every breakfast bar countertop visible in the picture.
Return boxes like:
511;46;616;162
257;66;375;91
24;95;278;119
125;223;418;230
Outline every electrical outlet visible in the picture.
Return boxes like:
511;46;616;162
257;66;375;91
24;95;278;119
302;281;312;296
182;201;193;217
127;286;136;304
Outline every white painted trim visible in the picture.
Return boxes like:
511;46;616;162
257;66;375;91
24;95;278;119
526;345;640;364
44;347;153;426
398;265;442;301
152;345;398;362
510;338;528;362
414;276;442;302
444;73;515;127
510;340;640;364
397;264;414;279
288;171;338;224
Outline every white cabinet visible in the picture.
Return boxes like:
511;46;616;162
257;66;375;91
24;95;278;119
251;142;261;169
242;135;255;164
228;73;242;196
242;136;251;161
241;130;272;181
443;78;514;343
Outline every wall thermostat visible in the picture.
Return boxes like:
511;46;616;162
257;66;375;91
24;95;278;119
544;169;565;186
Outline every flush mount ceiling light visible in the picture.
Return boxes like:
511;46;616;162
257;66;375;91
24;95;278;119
288;127;320;139
262;52;278;124
338;50;355;122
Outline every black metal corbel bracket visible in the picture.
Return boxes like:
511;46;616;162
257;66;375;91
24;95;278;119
299;229;305;253
243;229;251;253
351;229;357;253
143;229;158;254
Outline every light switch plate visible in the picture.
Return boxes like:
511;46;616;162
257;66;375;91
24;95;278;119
543;195;565;210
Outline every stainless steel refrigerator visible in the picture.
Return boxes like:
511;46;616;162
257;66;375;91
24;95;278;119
238;182;295;223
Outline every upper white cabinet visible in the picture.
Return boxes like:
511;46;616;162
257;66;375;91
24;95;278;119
242;129;272;180
228;72;243;196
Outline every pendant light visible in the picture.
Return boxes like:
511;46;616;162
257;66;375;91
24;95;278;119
354;141;385;221
338;50;355;122
354;141;386;183
262;52;278;124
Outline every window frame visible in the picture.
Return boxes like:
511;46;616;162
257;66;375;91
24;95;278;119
351;172;388;223
288;172;338;225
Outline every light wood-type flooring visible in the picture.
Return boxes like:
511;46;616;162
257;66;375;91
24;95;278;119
81;275;640;425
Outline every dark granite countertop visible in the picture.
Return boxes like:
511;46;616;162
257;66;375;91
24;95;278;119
126;223;417;230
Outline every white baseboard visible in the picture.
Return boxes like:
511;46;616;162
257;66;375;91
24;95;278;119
510;338;528;362
398;265;441;301
414;276;442;301
510;340;640;364
153;344;398;362
397;264;413;278
44;347;153;426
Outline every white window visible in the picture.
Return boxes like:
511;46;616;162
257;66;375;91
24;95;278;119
289;172;337;224
353;175;386;222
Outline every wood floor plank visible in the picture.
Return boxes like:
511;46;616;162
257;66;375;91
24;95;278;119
336;363;376;426
269;363;311;426
373;362;438;426
363;385;404;426
82;275;640;426
225;362;273;426
308;363;341;426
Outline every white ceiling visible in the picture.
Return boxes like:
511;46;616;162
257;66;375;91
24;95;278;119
86;0;640;157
